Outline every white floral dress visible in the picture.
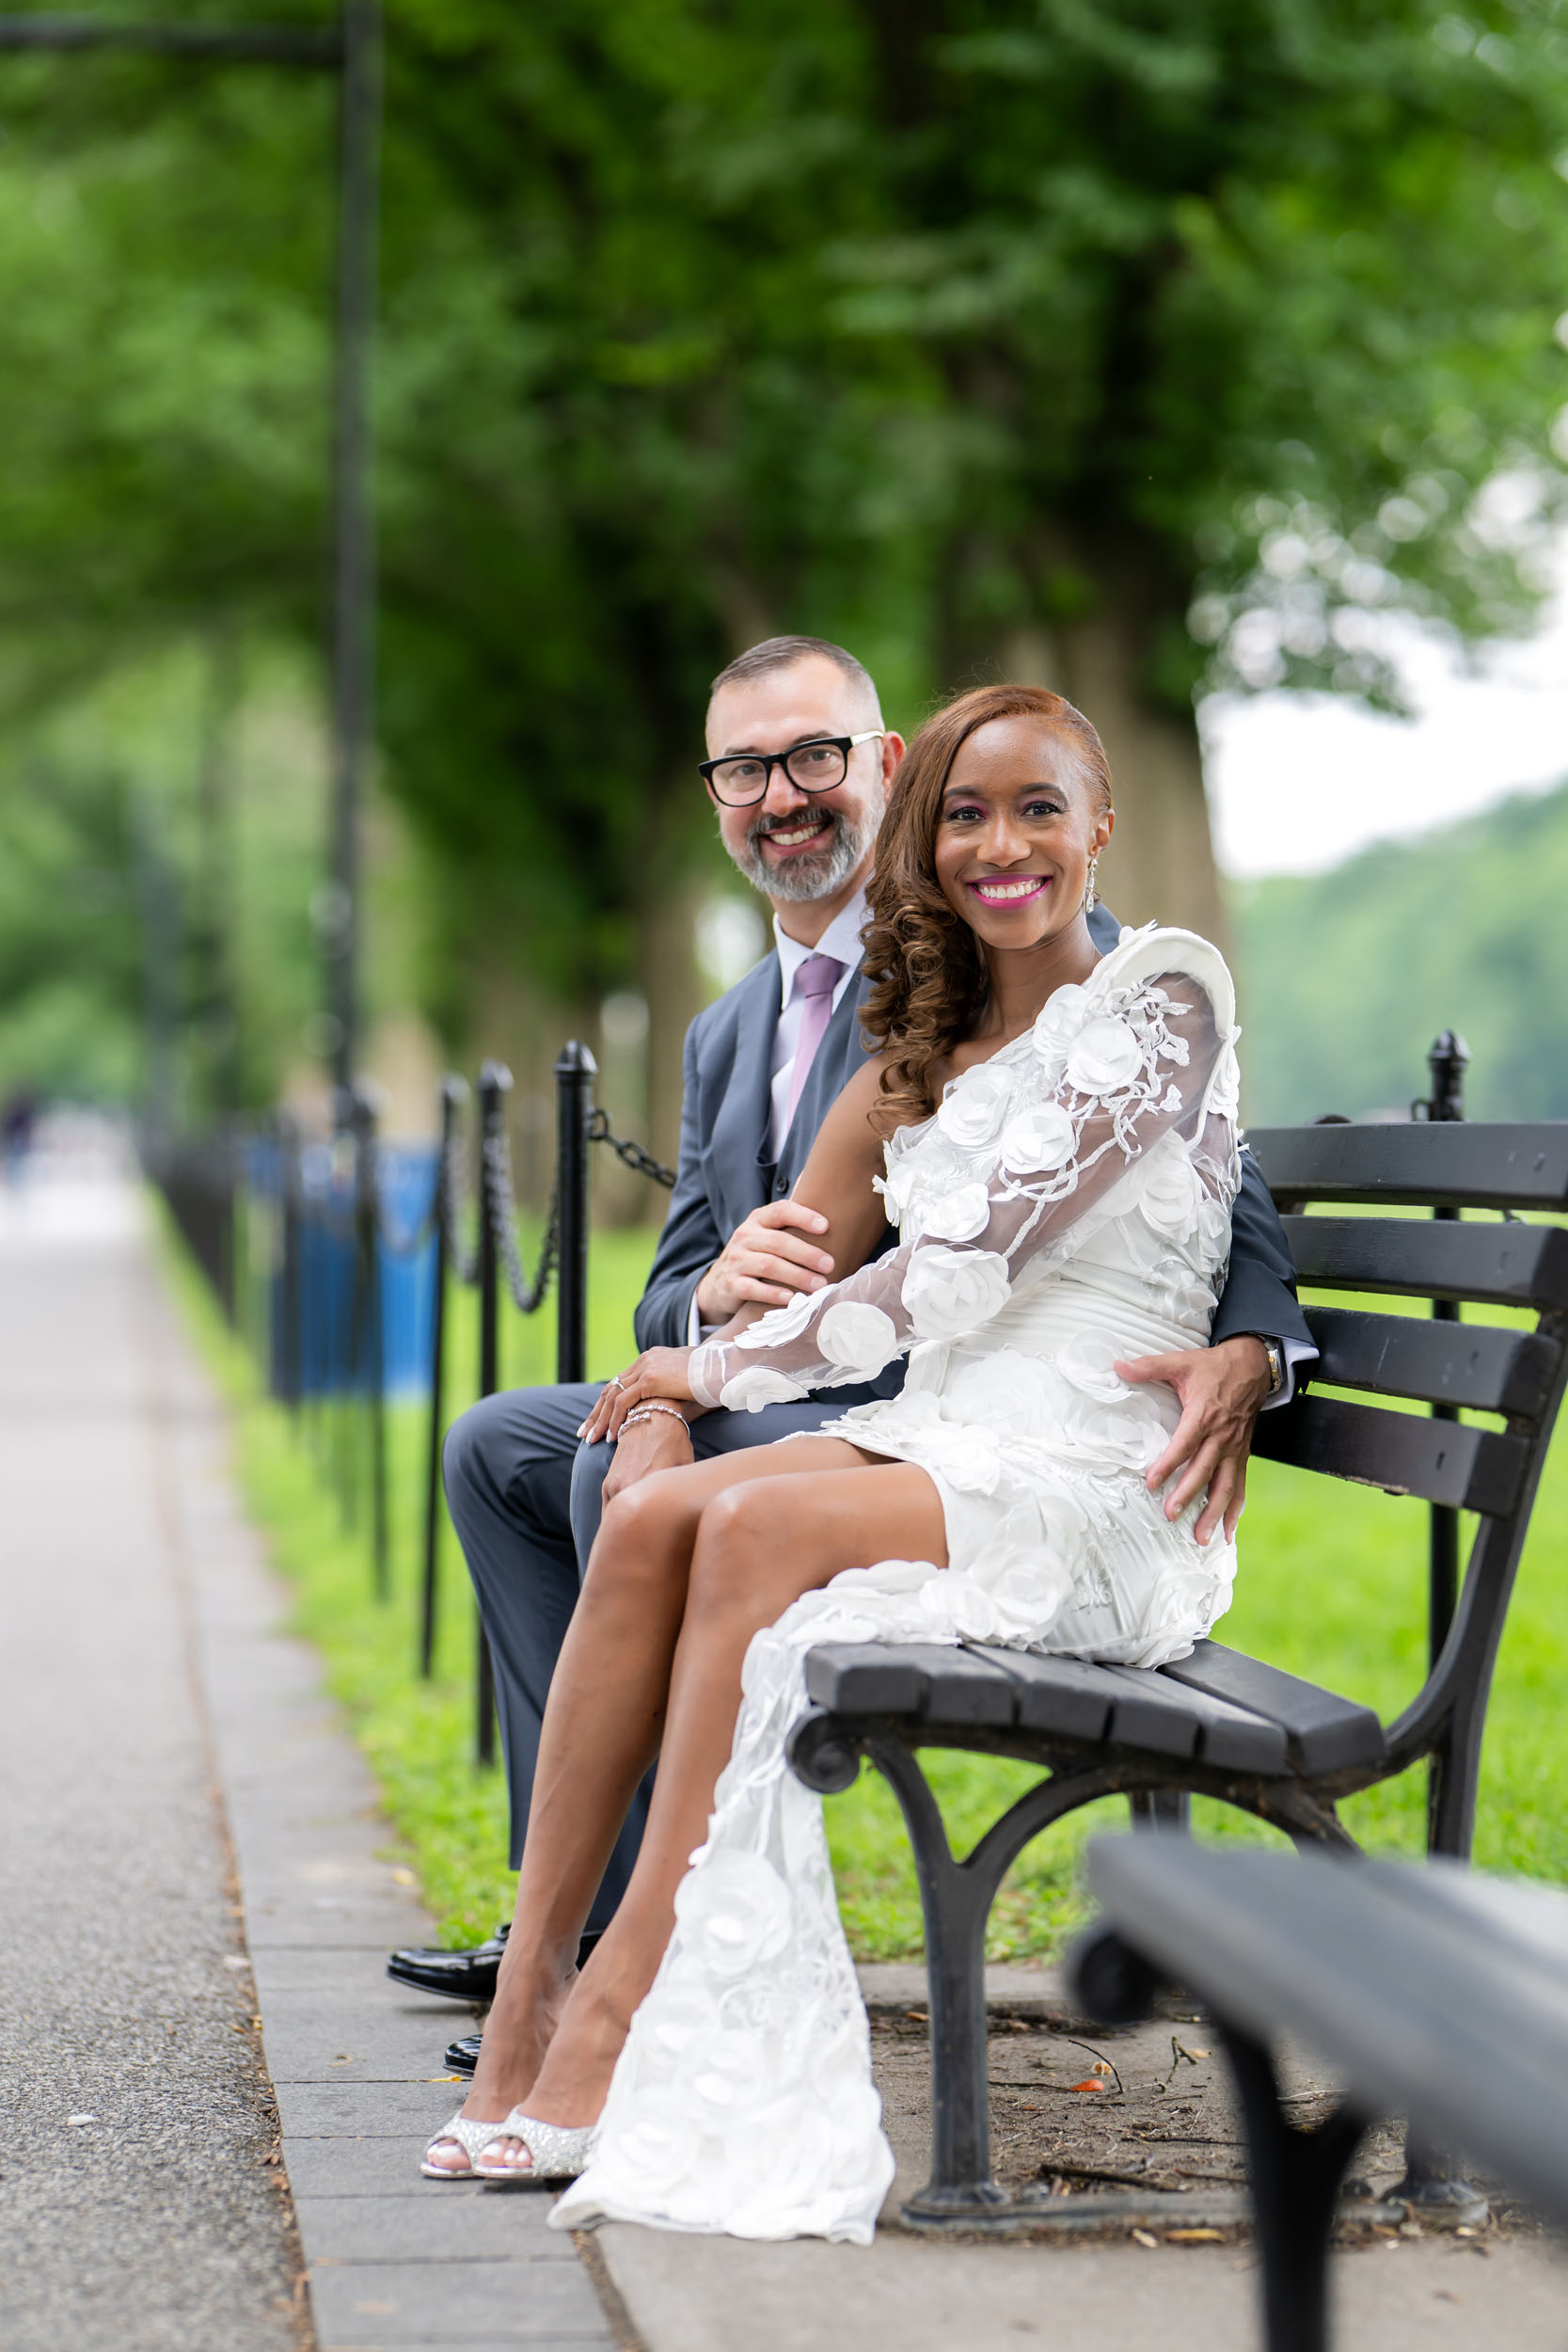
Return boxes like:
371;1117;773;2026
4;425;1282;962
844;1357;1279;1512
552;925;1243;2248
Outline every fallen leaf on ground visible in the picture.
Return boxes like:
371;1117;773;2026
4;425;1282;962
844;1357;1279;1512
1167;2229;1224;2243
1131;2229;1159;2249
1069;2078;1107;2094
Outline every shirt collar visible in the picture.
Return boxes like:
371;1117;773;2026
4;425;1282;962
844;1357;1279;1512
773;886;869;1007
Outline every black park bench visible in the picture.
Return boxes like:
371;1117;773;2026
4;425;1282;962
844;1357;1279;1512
1071;1833;1568;2352
785;1120;1568;2229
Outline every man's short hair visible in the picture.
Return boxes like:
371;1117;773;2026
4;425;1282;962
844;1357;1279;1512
708;635;880;723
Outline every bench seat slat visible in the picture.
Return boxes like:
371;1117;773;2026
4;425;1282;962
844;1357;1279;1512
1248;1123;1568;1211
802;1645;927;1715
906;1645;1020;1727
806;1642;1290;1772
1280;1215;1568;1310
1098;1662;1289;1771
1251;1392;1528;1513
1305;1305;1560;1417
960;1649;1113;1741
802;1642;1019;1726
1160;1641;1384;1774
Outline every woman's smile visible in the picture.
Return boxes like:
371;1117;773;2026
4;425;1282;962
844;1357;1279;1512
967;873;1050;906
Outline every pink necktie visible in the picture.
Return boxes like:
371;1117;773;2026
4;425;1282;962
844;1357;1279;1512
783;954;845;1134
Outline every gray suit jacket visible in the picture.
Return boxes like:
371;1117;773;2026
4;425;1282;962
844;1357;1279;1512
635;903;1310;1370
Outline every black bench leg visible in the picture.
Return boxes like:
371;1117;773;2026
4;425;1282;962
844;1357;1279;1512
1387;1719;1489;2225
1390;2133;1489;2227
867;1738;1009;2220
1130;1788;1191;1832
1216;2021;1368;2352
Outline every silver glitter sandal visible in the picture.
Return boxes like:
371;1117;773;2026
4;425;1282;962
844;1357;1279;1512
420;2111;514;2180
472;2107;597;2184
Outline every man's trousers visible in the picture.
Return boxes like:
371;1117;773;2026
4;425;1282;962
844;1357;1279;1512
442;1382;881;1926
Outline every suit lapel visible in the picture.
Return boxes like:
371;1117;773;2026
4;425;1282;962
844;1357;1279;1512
710;951;782;1230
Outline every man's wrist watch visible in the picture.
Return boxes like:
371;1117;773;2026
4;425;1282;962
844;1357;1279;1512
1245;1334;1285;1398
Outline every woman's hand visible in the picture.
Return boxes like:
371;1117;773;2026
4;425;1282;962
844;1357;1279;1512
601;1409;695;1502
577;1348;699;1446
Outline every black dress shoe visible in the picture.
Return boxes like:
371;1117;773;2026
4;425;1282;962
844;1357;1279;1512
440;1932;603;2077
388;1920;510;2001
445;2031;483;2076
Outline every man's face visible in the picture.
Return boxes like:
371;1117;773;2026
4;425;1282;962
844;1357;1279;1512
705;655;890;905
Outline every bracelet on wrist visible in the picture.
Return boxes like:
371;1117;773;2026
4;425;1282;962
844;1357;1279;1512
619;1400;691;1438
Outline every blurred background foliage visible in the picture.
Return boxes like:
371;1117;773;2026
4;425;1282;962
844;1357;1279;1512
1236;776;1568;1123
0;0;1565;1147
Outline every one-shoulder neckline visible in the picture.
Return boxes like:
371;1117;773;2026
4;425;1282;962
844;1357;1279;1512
883;924;1230;1154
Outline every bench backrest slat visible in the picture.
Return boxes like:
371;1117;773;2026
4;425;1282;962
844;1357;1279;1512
1249;1123;1568;1209
1304;1306;1561;1417
1251;1393;1529;1514
1281;1215;1568;1310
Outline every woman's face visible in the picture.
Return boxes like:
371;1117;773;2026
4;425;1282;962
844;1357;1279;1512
931;717;1113;952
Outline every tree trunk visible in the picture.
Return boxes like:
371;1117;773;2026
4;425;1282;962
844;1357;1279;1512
640;825;708;1214
1054;618;1224;948
998;532;1226;946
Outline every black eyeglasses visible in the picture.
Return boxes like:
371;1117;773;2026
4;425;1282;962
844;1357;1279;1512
698;732;884;808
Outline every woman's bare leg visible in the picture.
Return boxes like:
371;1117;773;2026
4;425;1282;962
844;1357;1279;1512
425;1433;893;2169
477;1446;946;2168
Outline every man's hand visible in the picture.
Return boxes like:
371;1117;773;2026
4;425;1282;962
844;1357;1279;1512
694;1200;835;1322
1115;1335;1273;1548
600;1407;694;1503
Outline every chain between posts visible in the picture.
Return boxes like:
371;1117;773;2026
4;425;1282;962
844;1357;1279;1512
483;1105;558;1313
417;1046;674;1753
586;1107;676;1190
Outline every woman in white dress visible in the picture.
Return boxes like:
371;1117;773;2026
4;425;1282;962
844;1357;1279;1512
420;683;1243;2243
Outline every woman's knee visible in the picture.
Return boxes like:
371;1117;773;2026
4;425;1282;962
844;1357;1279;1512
687;1483;787;1617
585;1475;693;1601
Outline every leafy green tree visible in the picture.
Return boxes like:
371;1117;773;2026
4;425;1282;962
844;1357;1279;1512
0;0;1565;1142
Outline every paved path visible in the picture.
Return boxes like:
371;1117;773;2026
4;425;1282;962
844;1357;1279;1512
0;1161;301;2351
0;1154;612;2352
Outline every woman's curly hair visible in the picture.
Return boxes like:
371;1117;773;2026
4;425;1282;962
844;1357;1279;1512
861;684;1113;1133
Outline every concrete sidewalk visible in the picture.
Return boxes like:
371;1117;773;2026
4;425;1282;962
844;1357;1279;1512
0;1160;302;2350
7;1152;1567;2352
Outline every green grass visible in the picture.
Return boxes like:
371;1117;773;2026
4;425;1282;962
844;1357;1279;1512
165;1210;1568;1963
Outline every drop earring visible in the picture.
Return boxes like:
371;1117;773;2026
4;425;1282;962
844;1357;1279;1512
1082;854;1100;914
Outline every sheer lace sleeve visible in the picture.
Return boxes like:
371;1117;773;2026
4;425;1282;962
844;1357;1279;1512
688;935;1240;1413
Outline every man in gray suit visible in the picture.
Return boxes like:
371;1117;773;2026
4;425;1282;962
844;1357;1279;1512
389;635;1313;2021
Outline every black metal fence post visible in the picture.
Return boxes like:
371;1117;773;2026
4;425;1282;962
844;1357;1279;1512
1422;1030;1469;1674
419;1077;462;1677
554;1042;597;1384
352;1085;388;1600
279;1114;302;1412
473;1061;510;1765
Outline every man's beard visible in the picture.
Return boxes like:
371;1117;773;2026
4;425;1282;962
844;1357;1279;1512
731;804;878;903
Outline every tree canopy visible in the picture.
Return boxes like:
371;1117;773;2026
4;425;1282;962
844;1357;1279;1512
0;0;1563;1121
